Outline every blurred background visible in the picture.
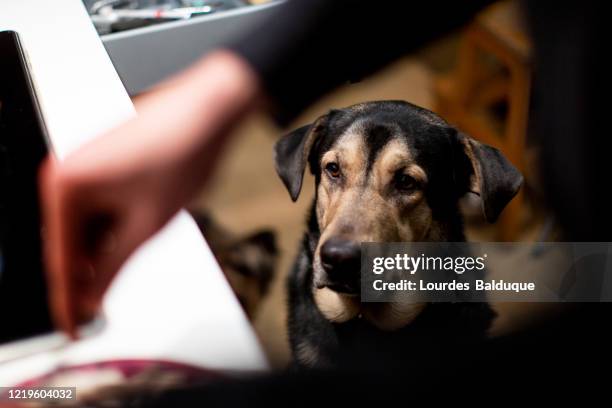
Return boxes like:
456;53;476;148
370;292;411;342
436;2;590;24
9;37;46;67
84;0;553;367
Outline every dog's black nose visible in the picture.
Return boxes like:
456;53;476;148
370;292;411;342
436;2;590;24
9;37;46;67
320;238;361;293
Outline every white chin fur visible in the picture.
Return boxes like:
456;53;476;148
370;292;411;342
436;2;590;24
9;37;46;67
313;287;360;323
361;302;426;331
313;287;426;330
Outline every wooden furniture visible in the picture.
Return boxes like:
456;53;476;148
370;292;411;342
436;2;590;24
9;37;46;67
434;1;531;241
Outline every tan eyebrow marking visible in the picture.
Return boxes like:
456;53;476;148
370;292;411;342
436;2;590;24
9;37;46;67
321;150;338;166
321;132;367;184
406;164;428;184
372;139;429;187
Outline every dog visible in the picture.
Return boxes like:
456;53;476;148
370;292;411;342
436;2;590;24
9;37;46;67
274;101;523;368
191;210;278;318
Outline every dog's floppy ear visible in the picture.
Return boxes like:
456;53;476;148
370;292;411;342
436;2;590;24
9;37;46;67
456;131;523;222
274;114;329;201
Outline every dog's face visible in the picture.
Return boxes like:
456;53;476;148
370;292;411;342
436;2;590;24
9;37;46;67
275;101;522;330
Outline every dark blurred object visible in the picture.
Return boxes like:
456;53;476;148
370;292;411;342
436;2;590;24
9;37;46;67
84;0;249;35
435;0;530;241
0;31;54;344
526;1;607;242
191;210;277;318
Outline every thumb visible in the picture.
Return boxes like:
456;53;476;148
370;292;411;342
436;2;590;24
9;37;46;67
39;158;80;338
75;206;164;321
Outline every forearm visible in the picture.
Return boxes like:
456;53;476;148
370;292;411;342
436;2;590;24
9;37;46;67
63;50;263;219
137;50;261;148
134;50;262;204
229;0;494;125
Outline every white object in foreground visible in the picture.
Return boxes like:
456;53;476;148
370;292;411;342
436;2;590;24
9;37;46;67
0;0;268;385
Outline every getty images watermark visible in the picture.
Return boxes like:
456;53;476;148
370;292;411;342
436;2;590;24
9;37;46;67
361;243;612;302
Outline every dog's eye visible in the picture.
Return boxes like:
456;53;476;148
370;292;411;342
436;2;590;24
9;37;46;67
325;162;340;178
395;173;416;192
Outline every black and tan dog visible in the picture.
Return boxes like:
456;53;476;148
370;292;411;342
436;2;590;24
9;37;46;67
191;211;278;318
274;101;522;368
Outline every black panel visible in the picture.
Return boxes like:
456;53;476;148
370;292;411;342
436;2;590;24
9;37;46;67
0;31;53;344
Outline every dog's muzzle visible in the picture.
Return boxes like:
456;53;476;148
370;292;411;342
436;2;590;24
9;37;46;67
319;237;361;295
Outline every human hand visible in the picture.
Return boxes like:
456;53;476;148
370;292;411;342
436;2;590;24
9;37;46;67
39;51;261;337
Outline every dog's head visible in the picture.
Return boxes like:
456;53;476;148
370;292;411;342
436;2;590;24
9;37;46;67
275;101;522;329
